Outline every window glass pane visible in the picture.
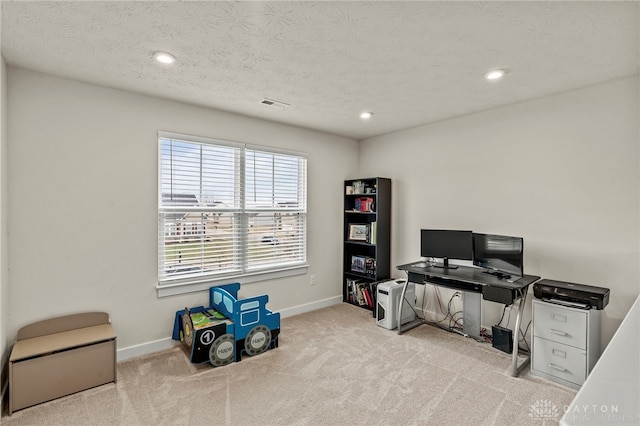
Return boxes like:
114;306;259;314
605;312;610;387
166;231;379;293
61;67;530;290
247;212;306;269
159;212;240;280
246;150;305;209
160;138;239;208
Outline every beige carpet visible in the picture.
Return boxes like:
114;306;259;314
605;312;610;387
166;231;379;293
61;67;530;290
2;303;576;425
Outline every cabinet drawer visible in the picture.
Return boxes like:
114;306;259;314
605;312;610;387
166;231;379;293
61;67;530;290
532;337;587;386
533;301;587;349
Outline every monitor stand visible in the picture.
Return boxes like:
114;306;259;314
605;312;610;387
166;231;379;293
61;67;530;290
432;257;459;269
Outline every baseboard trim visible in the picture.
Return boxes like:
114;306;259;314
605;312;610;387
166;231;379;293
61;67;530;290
278;295;342;318
116;296;342;362
117;337;175;362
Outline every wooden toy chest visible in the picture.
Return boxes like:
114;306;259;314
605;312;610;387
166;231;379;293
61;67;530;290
8;312;117;414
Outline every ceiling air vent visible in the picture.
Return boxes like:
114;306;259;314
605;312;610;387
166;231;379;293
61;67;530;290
260;98;290;110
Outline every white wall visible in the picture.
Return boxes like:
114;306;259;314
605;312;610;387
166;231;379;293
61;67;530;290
7;67;358;354
358;76;640;348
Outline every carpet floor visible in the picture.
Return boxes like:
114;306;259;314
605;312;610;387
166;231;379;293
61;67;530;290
2;303;576;425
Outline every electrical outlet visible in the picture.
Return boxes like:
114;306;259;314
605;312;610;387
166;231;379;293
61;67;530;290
309;274;316;286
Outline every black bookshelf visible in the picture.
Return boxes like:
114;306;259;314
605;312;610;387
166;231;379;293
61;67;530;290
343;177;391;314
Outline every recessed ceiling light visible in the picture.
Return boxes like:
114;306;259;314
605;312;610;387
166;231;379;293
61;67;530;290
360;112;374;120
485;69;505;81
154;51;176;65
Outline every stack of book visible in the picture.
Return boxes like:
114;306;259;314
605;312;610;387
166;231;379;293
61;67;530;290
370;221;377;244
345;278;379;309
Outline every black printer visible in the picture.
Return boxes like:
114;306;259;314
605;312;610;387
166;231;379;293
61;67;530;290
533;279;610;310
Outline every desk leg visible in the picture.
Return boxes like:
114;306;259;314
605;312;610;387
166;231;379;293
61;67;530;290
397;280;408;335
511;288;531;377
397;280;425;335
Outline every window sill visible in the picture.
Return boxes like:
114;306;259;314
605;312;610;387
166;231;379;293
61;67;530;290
156;264;309;297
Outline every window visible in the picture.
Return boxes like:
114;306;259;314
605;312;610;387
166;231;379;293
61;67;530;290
158;132;307;295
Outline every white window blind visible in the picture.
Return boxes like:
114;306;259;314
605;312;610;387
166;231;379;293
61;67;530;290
158;133;307;288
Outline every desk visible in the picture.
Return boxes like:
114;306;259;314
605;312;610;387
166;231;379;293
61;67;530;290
397;261;540;377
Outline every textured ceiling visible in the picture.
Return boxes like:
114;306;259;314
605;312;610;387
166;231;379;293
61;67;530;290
1;1;639;140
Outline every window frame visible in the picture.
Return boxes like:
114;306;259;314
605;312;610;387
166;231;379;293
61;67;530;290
156;131;308;297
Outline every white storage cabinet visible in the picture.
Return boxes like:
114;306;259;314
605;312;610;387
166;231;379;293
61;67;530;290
531;299;600;389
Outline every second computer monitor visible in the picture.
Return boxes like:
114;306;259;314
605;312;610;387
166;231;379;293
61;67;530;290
472;232;523;278
420;229;473;269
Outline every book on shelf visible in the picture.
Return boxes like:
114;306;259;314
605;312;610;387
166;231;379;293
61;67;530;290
362;286;373;307
346;278;363;306
369;281;379;309
356;285;366;306
347;279;355;304
370;221;377;244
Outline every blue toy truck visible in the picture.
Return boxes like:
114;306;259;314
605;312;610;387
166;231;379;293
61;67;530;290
172;283;280;367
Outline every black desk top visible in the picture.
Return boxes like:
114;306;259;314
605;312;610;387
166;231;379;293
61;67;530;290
397;261;539;291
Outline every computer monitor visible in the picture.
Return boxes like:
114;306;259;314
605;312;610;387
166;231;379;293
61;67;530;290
420;229;473;269
472;233;523;278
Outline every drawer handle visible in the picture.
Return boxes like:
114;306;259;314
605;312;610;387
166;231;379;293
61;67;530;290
549;329;568;337
549;363;568;372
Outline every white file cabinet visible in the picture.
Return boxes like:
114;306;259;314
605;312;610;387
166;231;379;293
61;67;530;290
531;299;601;389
